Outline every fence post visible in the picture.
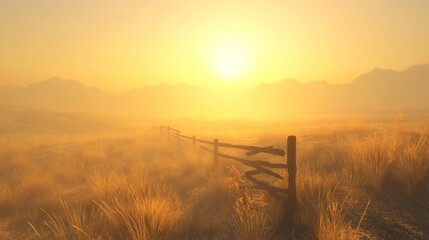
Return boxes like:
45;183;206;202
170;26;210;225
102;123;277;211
192;136;196;146
213;138;219;169
285;135;297;223
167;126;170;139
160;125;162;135
176;131;180;143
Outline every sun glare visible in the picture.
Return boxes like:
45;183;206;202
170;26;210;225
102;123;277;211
212;39;252;81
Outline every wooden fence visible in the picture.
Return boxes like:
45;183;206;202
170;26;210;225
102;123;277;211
158;125;297;222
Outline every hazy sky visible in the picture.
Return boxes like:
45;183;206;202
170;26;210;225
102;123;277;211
1;0;428;92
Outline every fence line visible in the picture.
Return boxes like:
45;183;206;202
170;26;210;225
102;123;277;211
159;125;297;223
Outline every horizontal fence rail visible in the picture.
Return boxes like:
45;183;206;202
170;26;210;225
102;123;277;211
158;125;297;223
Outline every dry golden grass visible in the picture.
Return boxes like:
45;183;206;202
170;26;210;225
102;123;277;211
345;129;398;192
295;171;361;240
391;134;429;197
0;116;427;239
344;125;429;196
229;165;273;240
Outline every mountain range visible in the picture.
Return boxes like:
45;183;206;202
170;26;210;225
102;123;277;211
1;64;429;118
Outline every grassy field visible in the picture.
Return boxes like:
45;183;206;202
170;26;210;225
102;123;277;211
0;109;428;239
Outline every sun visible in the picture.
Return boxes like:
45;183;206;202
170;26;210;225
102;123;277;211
211;39;252;81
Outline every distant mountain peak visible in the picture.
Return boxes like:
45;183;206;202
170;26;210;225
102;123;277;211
352;67;399;84
24;78;105;96
403;64;429;73
369;67;397;74
29;78;85;88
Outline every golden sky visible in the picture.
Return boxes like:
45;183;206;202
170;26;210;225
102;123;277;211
1;0;428;92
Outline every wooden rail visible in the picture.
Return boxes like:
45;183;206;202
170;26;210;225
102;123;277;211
159;125;297;223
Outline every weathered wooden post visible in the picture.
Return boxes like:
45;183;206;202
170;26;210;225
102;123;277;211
285;135;297;223
213;138;219;169
167;126;170;139
192;136;196;146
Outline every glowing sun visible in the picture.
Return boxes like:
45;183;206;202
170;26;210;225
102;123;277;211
212;39;252;80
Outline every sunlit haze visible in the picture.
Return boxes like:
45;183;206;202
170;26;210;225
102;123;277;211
1;2;429;239
212;37;253;81
1;1;429;92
